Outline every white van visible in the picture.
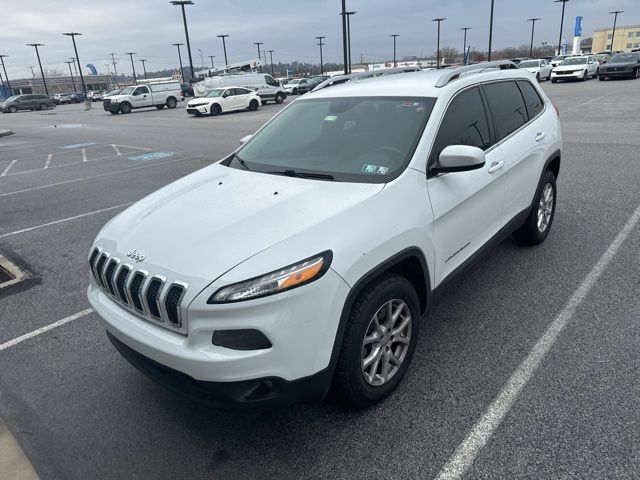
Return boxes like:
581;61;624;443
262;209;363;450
193;73;287;104
103;80;183;114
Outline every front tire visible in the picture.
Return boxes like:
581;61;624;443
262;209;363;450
599;75;605;81
119;102;132;114
275;92;285;104
551;78;557;83
248;99;259;111
513;170;557;246
8;106;17;113
40;103;49;110
166;97;177;109
536;72;540;82
209;103;221;116
334;273;420;407
581;69;588;81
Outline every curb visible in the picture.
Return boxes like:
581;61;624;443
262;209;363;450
0;129;15;137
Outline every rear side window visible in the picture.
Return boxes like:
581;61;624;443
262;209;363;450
483;81;528;141
430;86;492;164
517;81;545;119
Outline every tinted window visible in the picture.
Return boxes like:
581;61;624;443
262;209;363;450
265;75;279;87
430;87;491;165
236;88;252;95
483;81;528;141
517;81;544;119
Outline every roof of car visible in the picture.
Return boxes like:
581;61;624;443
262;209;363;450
306;66;535;99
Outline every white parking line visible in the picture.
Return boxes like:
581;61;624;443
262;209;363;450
44;154;53;169
434;202;640;480
0;154;203;198
111;144;122;156
0;309;94;353
82;148;88;162
1;160;17;176
0;203;133;239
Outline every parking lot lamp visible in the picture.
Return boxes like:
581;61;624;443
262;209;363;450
170;1;195;81
125;52;137;84
208;55;215;69
267;50;275;76
27;43;48;95
609;10;623;52
555;0;569;55
316;37;326;75
432;18;445;68
62;33;89;109
488;0;495;61
140;59;148;79
253;42;263;72
527;18;541;58
345;11;356;73
110;53;119;85
172;43;185;81
64;60;77;93
460;27;470;65
341;0;348;74
217;35;230;70
390;34;399;67
0;55;12;96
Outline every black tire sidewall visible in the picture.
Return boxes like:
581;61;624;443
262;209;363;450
515;170;557;245
275;93;284;104
210;104;221;116
120;103;131;114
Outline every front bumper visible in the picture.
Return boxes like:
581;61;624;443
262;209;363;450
551;70;583;80
600;68;634;77
186;104;210;115
103;100;119;111
88;267;350;405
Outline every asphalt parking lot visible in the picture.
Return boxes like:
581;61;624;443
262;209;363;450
1;79;639;479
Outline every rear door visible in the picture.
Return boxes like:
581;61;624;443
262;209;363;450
427;86;507;285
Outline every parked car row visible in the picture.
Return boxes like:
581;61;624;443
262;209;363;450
0;94;55;113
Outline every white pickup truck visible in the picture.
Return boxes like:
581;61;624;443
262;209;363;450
103;81;183;114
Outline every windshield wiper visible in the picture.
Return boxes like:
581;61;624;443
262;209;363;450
232;153;251;171
267;169;335;181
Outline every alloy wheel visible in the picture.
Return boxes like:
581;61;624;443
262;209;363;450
537;183;554;233
361;299;412;386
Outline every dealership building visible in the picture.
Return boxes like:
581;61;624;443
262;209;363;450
592;24;640;52
1;74;111;96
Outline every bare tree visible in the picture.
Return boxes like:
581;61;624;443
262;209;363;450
43;67;65;77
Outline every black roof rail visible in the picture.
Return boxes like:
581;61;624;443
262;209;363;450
434;60;517;87
311;67;421;92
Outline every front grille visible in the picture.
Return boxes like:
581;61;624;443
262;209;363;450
89;247;188;333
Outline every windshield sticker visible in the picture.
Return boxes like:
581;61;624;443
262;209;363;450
362;164;389;175
324;115;338;122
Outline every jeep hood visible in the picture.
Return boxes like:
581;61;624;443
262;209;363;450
94;163;383;286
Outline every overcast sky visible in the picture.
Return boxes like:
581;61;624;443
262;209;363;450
1;0;639;79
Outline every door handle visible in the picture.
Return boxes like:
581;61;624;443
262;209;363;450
488;160;504;174
535;132;546;142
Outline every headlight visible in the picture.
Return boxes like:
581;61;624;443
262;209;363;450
208;251;332;304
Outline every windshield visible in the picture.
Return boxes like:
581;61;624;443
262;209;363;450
611;53;637;62
231;97;436;183
119;87;135;95
289;79;302;85
552;55;568;61
206;89;225;98
518;61;540;68
561;57;587;65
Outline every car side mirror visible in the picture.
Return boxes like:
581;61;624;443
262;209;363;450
433;145;486;173
239;134;253;145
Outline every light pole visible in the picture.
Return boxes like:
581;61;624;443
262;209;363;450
172;43;185;81
253;42;263;72
62;33;89;108
125;52;137;84
0;55;12;97
140;59;148;79
65;60;77;93
488;0;495;61
208;55;215;69
555;0;569;55
27;43;48;95
197;48;205;70
461;27;471;65
340;0;348;74
110;53;119;86
390;34;399;67
105;64;112;87
527;18;541;58
28;66;35;78
609;10;623;52
217;35;230;68
432;18;445;68
170;1;195;81
345;11;356;73
267;50;275;76
316;36;326;75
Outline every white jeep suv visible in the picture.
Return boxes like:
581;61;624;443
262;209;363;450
88;62;562;408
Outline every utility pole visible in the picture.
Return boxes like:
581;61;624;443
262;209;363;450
140;59;148;79
27;43;48;95
28;65;36;78
62;32;89;109
217;35;230;68
432;18;445;68
316;36;326;75
555;0;569;55
340;0;348;74
488;0;495;61
527;18;541;58
267;50;275;76
0;55;12;96
125;52;137;84
461;27;470;65
170;1;196;81
110;53;119;86
609;10;623;51
208;55;215;69
390;34;399;67
172;43;185;81
253;42;263;72
65;60;77;93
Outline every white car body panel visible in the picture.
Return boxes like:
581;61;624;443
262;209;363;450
186;88;261;114
551;56;599;81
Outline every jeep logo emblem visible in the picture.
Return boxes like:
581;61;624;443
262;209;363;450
126;249;146;263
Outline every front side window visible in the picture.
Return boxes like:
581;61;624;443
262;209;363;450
206;88;224;98
483;81;528;141
517;81;544;119
265;75;279;87
430;87;491;166
231;97;436;183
